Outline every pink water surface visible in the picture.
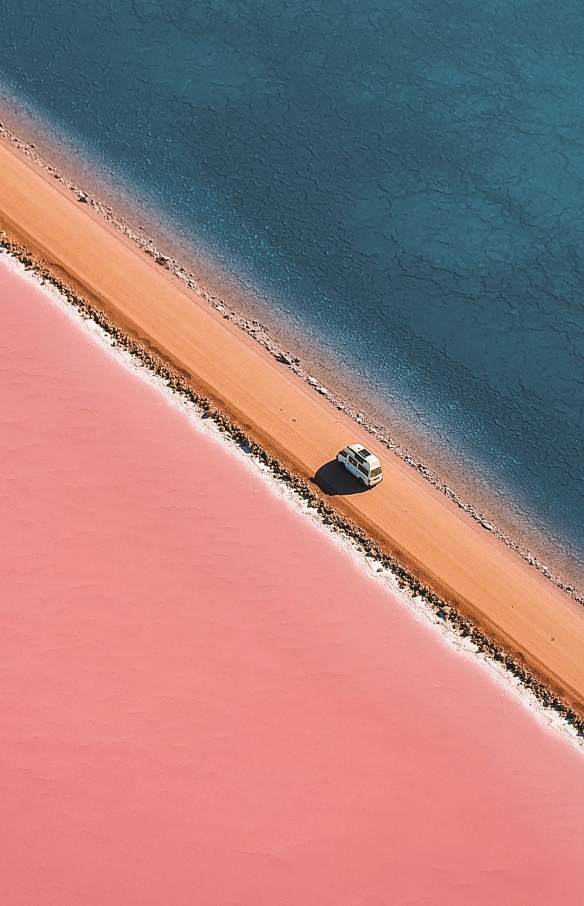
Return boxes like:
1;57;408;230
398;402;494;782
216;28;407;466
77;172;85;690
2;257;584;905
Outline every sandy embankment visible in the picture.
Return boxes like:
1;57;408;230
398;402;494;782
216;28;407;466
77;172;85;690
2;135;584;713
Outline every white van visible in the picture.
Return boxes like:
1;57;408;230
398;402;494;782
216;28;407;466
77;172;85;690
337;444;383;488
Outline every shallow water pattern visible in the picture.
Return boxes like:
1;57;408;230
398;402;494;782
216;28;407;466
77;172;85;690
1;0;584;557
4;256;584;904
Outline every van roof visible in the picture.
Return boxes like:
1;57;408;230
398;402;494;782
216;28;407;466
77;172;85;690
347;444;381;466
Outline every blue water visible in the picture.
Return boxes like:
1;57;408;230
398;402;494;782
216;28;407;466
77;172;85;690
1;0;584;565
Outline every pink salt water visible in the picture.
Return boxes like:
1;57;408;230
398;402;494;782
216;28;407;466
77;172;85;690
2;256;584;905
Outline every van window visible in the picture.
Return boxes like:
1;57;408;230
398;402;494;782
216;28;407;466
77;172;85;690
358;464;368;476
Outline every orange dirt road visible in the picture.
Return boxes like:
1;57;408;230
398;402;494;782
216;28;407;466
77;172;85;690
2;136;584;712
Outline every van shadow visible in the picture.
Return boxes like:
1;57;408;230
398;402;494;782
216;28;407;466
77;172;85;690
312;460;368;496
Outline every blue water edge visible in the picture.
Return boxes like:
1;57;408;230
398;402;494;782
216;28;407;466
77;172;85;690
1;0;583;567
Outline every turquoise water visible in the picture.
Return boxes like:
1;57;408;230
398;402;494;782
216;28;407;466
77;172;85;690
1;0;583;565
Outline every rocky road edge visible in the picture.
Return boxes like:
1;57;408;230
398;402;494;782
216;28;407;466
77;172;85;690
2;232;583;740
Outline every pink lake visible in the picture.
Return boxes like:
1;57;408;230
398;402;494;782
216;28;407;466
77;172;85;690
1;255;584;905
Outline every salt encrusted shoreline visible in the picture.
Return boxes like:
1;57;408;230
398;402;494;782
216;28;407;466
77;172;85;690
0;117;579;609
2;235;583;741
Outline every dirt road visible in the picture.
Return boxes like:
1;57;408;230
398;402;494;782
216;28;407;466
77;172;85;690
2;136;584;711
